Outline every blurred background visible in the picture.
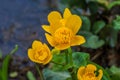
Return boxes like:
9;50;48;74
0;0;120;79
0;0;58;57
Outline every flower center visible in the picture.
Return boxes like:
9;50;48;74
54;27;74;45
34;48;48;61
83;72;97;80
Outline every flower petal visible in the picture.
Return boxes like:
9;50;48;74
28;49;36;62
97;70;103;80
48;11;62;34
32;40;42;49
55;43;70;50
65;15;82;34
42;44;52;65
71;35;85;46
86;64;97;72
63;8;72;19
42;25;51;33
45;33;56;47
77;66;85;80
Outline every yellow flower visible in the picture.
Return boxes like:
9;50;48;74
77;64;103;80
42;8;85;50
28;40;52;65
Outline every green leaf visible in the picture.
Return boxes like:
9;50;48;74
27;71;36;80
1;45;18;80
62;64;73;70
83;35;105;49
113;15;120;30
108;65;120;80
0;49;2;59
92;21;105;34
51;53;66;71
1;54;11;80
106;28;118;47
80;16;91;31
43;68;71;80
108;1;120;10
0;69;2;80
88;61;111;80
72;52;90;68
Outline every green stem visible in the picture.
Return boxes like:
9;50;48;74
9;45;18;55
65;51;68;64
51;61;64;66
68;47;73;65
71;70;77;80
35;64;44;80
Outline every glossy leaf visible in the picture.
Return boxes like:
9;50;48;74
83;35;105;49
80;16;91;31
107;66;120;80
43;68;71;80
72;52;90;68
113;16;120;30
92;21;105;34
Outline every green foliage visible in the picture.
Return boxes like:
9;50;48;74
0;45;18;80
80;16;91;31
27;71;36;80
92;21;105;34
0;49;2;59
108;66;120;80
51;53;66;71
43;68;71;80
113;16;120;30
58;0;120;49
84;35;105;49
108;1;120;10
72;52;90;68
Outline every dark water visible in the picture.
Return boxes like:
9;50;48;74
0;0;57;57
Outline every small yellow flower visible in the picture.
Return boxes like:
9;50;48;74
28;40;52;65
77;64;103;80
42;8;85;50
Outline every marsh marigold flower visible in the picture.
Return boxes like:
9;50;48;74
28;40;52;65
77;64;103;80
42;8;85;50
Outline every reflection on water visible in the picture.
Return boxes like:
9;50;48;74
0;0;57;57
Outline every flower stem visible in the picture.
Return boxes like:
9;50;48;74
65;51;68;64
51;61;64;66
35;63;44;80
68;47;73;65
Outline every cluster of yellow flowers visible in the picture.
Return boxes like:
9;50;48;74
27;8;103;80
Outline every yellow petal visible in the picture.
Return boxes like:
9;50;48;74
63;8;72;19
55;43;70;50
42;44;52;65
65;15;82;34
86;64;97;72
71;35;85;46
77;66;85;80
32;40;42;49
97;70;103;80
42;25;51;33
28;49;36;62
45;33;56;47
48;11;62;34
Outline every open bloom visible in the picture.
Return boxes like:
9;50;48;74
42;8;85;50
77;64;103;80
28;40;52;65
